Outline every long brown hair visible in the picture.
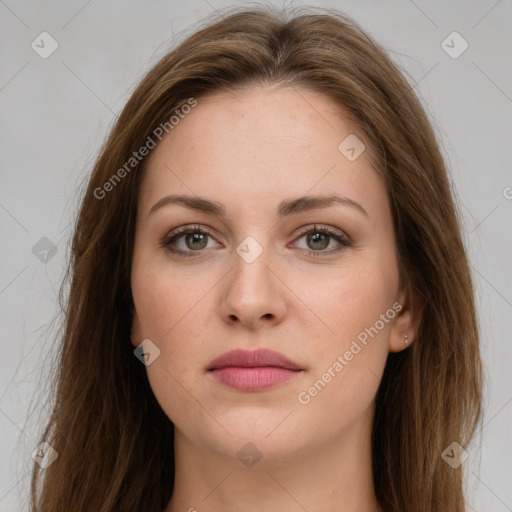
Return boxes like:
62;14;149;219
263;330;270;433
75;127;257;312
29;5;483;511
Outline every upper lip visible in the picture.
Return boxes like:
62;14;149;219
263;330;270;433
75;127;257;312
207;349;302;371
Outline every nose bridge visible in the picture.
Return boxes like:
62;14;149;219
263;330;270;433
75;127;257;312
230;235;274;301
219;234;285;326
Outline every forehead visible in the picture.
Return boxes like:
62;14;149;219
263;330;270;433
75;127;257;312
138;85;385;220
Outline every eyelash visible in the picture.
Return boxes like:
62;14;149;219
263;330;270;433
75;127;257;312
159;223;351;259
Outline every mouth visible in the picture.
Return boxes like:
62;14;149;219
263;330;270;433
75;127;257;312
208;366;303;391
207;348;302;371
207;348;304;392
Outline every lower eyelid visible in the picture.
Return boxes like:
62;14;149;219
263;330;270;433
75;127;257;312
292;238;349;257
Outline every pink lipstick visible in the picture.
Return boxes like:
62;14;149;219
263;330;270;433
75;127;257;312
207;348;303;391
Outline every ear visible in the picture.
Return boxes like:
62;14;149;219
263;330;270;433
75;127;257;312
389;282;423;353
130;307;143;348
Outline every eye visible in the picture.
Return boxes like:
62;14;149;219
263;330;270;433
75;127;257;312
159;224;219;257
291;224;350;257
160;223;351;258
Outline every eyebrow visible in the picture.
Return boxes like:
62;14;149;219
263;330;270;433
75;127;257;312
148;194;368;218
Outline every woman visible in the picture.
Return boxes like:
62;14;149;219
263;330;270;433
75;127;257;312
30;5;483;511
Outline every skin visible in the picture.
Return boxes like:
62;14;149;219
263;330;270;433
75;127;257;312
130;84;421;512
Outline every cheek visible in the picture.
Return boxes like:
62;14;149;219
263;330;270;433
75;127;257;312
300;262;397;343
131;248;209;342
293;273;393;426
131;270;208;425
296;263;396;395
131;258;214;386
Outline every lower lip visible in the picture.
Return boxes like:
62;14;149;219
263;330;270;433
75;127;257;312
209;366;302;391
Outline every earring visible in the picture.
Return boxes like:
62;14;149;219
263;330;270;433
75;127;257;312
403;332;408;345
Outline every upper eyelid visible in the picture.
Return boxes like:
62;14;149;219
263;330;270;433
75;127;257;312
294;223;345;237
166;223;346;237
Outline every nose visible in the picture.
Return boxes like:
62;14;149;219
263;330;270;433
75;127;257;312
217;245;287;330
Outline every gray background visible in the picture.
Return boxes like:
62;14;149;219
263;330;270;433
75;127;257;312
1;0;511;510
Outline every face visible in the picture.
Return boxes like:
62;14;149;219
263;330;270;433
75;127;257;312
130;84;412;464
